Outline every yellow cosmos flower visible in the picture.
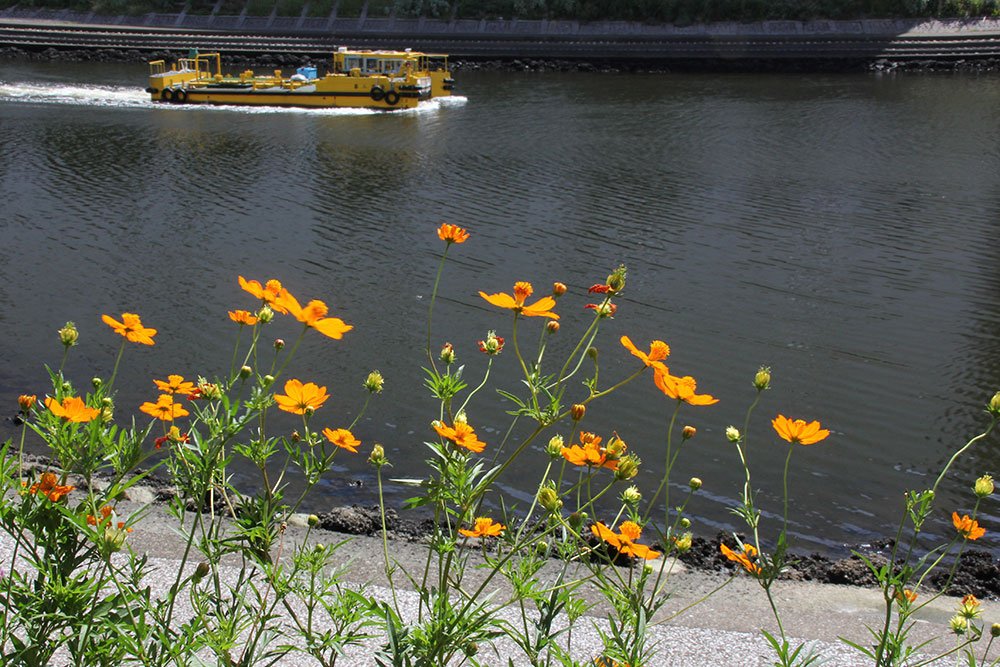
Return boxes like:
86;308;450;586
433;421;486;453
228;310;259;326
479;282;559;319
771;415;829;445
238;277;288;313
274;290;353;340
592;521;661;560
620;335;670;372
27;472;74;502
102;313;156;345
953;512;986;540
45;396;100;423
459;517;504;537
721;542;761;575
140;394;189;421
654;370;718;406
153;375;196;395
322;427;360;453
437;223;470;244
274;379;330;415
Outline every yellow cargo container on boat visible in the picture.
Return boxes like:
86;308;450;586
147;47;454;109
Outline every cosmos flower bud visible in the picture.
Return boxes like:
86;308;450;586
537;485;562;513
257;305;274;323
552;282;567;297
621;485;642;505
546;435;564;458
92;377;102;389
304;406;315;417
991;623;1000;638
240;365;252;379
274;338;285;350
606;265;627;294
567;512;584;531
570;404;586;421
990;391;1000;415
606;434;626;459
368;444;387;467
680;517;691;528
546;321;560;334
101;397;113;408
454;410;468;424
58;322;79;347
950;615;969;635
291;431;301;443
754;366;772;391
974;474;994;498
615;454;640;481
307;514;320;527
478;331;504;355
365;370;384;393
17;395;36;412
193;561;210;582
682;425;696;440
689;477;702;491
440;343;456;364
101;407;114;423
726;426;741;443
587;347;598;359
673;533;693;553
262;375;274;387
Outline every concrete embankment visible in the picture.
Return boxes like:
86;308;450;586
1;8;1000;68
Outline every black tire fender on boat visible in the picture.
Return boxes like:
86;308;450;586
370;85;385;102
161;88;174;102
175;89;188;104
384;90;400;106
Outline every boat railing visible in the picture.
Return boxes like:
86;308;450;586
149;60;167;76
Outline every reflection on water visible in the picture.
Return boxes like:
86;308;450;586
3;61;1000;555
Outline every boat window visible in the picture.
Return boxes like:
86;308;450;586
344;56;362;71
364;58;381;73
382;60;401;74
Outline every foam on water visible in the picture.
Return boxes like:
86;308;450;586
0;80;467;114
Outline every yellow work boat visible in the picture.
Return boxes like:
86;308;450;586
146;47;454;109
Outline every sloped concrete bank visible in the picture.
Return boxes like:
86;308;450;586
2;9;1000;70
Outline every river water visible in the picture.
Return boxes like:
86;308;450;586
2;59;1000;555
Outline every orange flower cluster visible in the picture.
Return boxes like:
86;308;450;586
621;336;718;406
45;396;100;423
561;432;620;471
86;505;133;533
140;394;189;421
433;421;487;453
437;223;470;244
239;277;352;340
274;379;329;415
459;517;504;537
322;427;360;452
26;472;74;502
720;543;761;575
592;521;661;560
102;313;156;345
479;282;559;319
771;415;830;445
953;512;986;540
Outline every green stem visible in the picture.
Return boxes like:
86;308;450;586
781;444;795;539
107;339;127;392
425;247;449;377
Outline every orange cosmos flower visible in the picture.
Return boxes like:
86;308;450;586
102;313;156;345
653;370;718;406
720;543;761;575
228;310;259;326
140;394;189;421
459;517;505;537
322;428;360;453
479;282;559;319
433;421;487;453
771;415;829;445
18;395;36;412
953;512;986;540
274;290;353;340
592;521;661;560
274;379;330;415
153;374;196;395
561;432;619;471
45;396;100;423
620;335;670;372
238;277;288;313
27;472;75;502
86;505;133;532
437;223;470;244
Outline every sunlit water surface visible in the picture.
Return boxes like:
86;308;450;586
3;60;1000;555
